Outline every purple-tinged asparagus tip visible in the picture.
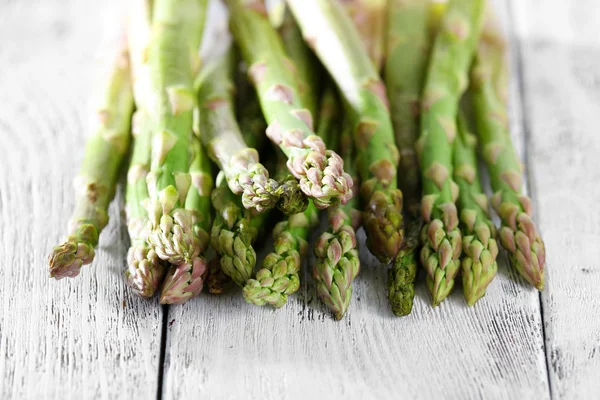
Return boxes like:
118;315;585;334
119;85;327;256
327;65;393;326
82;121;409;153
124;245;165;298
160;256;207;304
48;241;95;279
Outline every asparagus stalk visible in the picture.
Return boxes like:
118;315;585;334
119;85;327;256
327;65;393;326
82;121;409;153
160;137;213;304
275;14;360;316
314;108;361;320
277;7;321;117
210;174;268;287
454;113;499;305
235;64;309;216
196;48;283;212
338;0;387;71
124;110;166;296
418;0;485;306
144;0;205;267
385;0;431;218
288;0;403;263
123;0;164;296
275;10;325;215
243;200;319;308
227;0;353;209
471;19;545;289
384;0;432;315
49;33;134;279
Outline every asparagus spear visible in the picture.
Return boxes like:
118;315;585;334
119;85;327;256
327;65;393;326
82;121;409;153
275;14;360;316
471;19;545;290
227;0;353;210
196;48;284;212
235;64;309;216
160;137;213;304
156;79;213;304
288;0;403;263
123;0;163;296
338;0;386;71
124;109;166;296
314;105;361;320
274;9;324;215
48;34;134;279
453;113;499;305
385;0;431;218
144;0;204;266
210;174;268;287
418;0;485;306
243;200;319;308
384;0;432;315
277;7;321;117
243;149;316;307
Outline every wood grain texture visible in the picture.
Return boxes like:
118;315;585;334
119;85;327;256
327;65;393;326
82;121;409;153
162;1;549;399
0;1;163;399
512;0;600;398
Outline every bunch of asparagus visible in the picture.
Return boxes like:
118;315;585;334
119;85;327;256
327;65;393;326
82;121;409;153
48;0;546;319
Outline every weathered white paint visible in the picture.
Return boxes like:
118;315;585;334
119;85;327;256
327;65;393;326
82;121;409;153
162;1;549;399
2;0;596;398
0;1;163;399
512;0;600;398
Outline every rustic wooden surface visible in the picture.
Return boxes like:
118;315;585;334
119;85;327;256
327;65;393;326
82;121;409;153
0;0;597;399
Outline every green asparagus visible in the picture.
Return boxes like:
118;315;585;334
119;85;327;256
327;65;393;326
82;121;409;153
196;48;283;212
144;0;205;267
384;0;432;315
243;200;319;308
314;109;361;320
454;113;499;305
227;0;353;209
338;0;386;71
210;173;268;287
123;0;164;297
160;137;213;304
49;34;134;279
237;67;310;216
277;7;321;116
124;109;165;296
288;0;403;264
385;0;430;218
471;19;545;289
418;0;485;306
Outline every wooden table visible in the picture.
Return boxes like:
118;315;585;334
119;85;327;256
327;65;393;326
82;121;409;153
1;0;598;398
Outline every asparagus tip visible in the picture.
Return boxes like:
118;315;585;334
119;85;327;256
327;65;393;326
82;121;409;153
387;252;418;317
159;256;207;304
124;245;165;298
276;175;309;215
363;190;405;263
291;147;354;210
48;240;95;279
313;211;360;320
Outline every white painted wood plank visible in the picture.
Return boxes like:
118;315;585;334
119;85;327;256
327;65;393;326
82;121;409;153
512;0;600;398
0;1;163;398
163;1;549;399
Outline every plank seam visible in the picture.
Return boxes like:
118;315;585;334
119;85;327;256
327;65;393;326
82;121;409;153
507;1;554;399
157;305;169;400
